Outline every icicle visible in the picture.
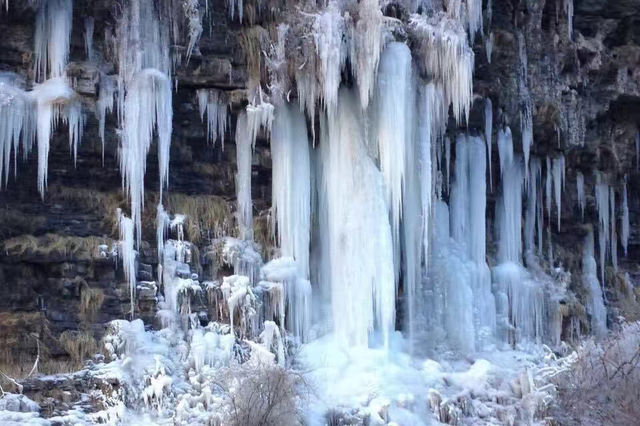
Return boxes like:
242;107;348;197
525;158;541;254
271;103;312;340
34;0;73;81
66;100;85;167
246;101;274;148
583;228;606;337
118;209;137;320
484;98;493;190
595;174;610;285
545;156;552;221
0;77;36;188
577;171;585;221
156;204;169;264
375;42;414;283
31;77;76;198
610;186;617;272
444;136;451;194
120;69;173;244
97;76;115;165
564;0;574;40
227;0;243;23
347;0;383;110
497;127;513;177
636;131;639;171
235;112;253;241
84;17;94;61
318;89;395;349
552;156;565;231
314;1;347;117
183;0;203;64
497;158;523;263
485;32;494;64
622;181;630;257
517;32;533;177
196;89;229;147
409;13;474;123
116;0;171;125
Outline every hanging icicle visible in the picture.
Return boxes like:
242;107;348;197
34;0;73;81
577;171;585;221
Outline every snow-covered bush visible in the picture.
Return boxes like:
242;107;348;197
550;322;640;425
214;363;306;426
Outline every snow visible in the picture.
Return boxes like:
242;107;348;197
34;0;72;81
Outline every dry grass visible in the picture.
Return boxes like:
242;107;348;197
80;286;105;323
162;193;236;245
1;234;111;260
59;330;98;367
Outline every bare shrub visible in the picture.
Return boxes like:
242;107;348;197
215;363;306;426
550;322;640;425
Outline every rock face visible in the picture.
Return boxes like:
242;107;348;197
0;0;638;417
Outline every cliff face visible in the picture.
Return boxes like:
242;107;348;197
0;0;638;420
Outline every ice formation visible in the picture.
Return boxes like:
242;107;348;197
31;77;79;198
34;0;72;81
235;112;253;241
564;0;574;39
595;174;612;284
96;75;115;163
120;69;173;244
84;17;94;61
622;181;630;257
409;12;474;123
0;77;35;188
576;171;585;221
118;209;137;319
583;228;607;337
2;1;631;424
375;42;414;279
485;97;493;189
552;156;565;231
348;0;383;110
197;89;228;147
271;103;312;340
318;89;395;349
